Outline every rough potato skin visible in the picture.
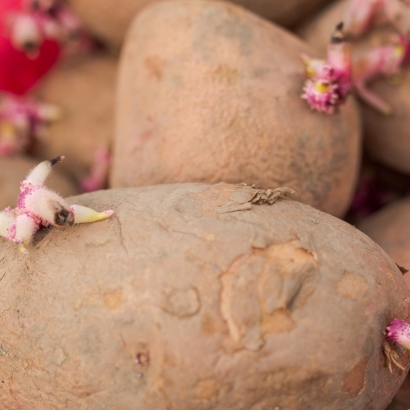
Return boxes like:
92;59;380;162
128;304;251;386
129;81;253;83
65;0;334;51
32;55;116;184
111;0;361;218
0;156;78;209
0;183;408;410
298;0;410;175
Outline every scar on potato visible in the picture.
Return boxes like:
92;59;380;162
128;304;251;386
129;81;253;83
220;240;317;349
336;272;368;300
342;357;368;397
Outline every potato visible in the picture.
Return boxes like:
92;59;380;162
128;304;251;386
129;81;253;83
111;0;361;218
298;0;410;175
0;155;78;209
0;182;408;410
358;197;410;288
65;0;334;51
358;199;410;410
32;54;116;185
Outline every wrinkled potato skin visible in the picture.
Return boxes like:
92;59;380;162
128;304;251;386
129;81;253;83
0;156;78;209
0;183;408;410
33;55;116;184
298;0;410;174
65;0;334;51
111;0;361;217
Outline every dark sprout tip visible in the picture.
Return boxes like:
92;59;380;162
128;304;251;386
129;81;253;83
50;156;63;165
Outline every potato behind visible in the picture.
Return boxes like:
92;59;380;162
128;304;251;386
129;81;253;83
0;155;78;209
0;183;408;409
111;0;361;218
298;0;410;175
65;0;335;51
32;55;116;185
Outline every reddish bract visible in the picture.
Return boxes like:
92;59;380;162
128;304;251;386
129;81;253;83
0;0;60;95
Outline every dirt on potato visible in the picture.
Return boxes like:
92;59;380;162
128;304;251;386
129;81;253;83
0;183;408;410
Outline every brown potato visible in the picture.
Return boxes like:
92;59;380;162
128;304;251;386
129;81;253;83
65;0;335;51
111;0;361;218
0;183;408;410
32;55;116;185
0;155;78;209
298;0;410;175
358;199;410;410
358;197;410;287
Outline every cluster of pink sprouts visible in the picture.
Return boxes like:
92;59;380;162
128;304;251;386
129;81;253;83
0;156;114;253
7;0;88;58
302;0;410;114
301;23;352;114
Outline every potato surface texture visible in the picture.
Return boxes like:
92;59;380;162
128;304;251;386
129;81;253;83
0;183;408;410
65;0;334;51
112;0;361;218
33;55;116;184
0;156;78;209
299;0;410;174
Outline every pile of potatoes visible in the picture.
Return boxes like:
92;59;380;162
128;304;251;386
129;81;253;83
1;0;410;409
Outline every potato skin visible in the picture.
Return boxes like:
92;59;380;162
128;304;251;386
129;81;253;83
298;0;410;175
32;55;116;184
111;0;361;217
0;183;408;410
65;0;334;51
0;155;78;209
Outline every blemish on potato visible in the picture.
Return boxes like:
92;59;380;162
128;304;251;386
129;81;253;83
342;357;369;397
336;273;368;300
201;313;217;336
261;308;296;334
162;287;200;318
144;56;166;81
103;289;123;310
210;65;239;86
194;378;220;401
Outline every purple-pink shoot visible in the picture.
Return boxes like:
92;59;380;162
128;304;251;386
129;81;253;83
0;156;114;253
352;35;410;114
301;22;352;114
386;319;410;350
344;0;410;39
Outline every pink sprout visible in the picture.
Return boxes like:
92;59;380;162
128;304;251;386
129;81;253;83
301;23;352;114
386;319;410;350
7;0;88;57
0;92;60;155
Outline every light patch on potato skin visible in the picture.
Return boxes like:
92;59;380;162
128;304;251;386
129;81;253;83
103;289;123;310
194;378;220;401
336;272;369;300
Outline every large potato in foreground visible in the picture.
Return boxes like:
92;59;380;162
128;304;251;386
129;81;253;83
298;0;410;174
65;0;334;51
0;183;408;410
33;55;116;184
112;0;361;217
0;155;78;209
